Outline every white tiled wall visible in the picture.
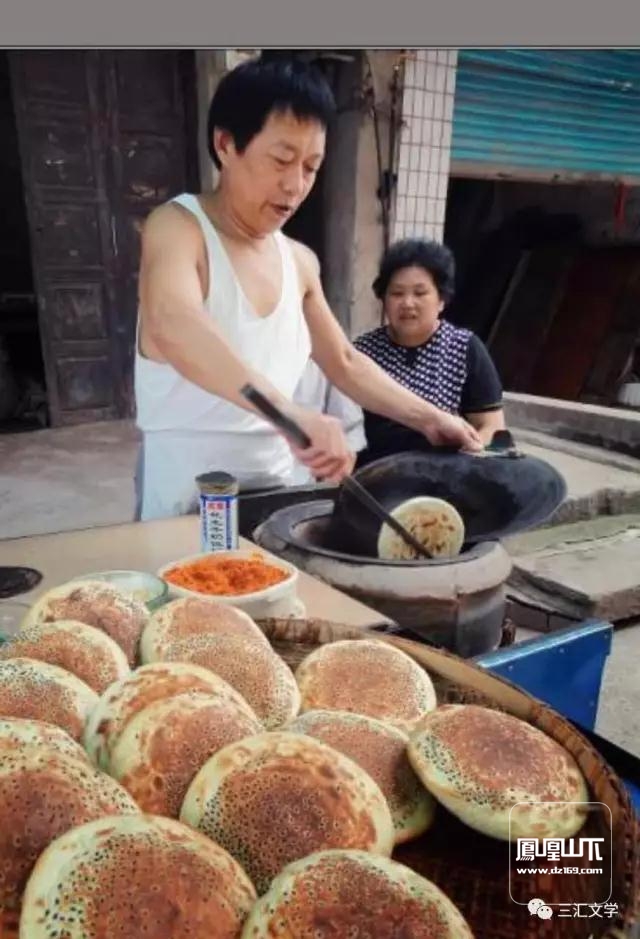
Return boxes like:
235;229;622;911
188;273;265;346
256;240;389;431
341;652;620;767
393;50;458;243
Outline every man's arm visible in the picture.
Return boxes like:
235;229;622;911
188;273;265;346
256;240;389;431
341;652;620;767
139;204;293;415
293;241;481;450
325;385;367;454
138;205;352;480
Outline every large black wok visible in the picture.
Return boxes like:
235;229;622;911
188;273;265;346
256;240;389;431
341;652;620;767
333;448;567;557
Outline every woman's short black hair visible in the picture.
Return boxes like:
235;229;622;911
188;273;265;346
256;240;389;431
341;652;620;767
372;239;456;303
207;56;336;169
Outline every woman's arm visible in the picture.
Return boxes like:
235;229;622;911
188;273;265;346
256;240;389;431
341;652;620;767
294;241;481;451
465;408;506;445
460;333;506;446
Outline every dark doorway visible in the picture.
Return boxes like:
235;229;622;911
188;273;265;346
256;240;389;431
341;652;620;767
444;176;640;405
0;52;48;432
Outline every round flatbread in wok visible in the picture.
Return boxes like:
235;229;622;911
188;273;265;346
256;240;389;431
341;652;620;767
0;619;130;694
22;579;149;666
163;633;300;730
109;690;263;817
180;731;395;895
0;749;139;910
286;709;435;844
377;496;465;560
0;657;98;742
140;596;269;663
296;639;437;732
0;717;91;765
83;661;257;772
20;814;257;939
242;849;475;938
408;704;590;841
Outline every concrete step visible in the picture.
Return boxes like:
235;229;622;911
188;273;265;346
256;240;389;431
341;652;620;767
505;392;640;458
515;433;640;525
505;514;640;622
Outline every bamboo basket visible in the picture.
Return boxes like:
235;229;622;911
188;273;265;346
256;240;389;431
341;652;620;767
257;618;639;939
1;616;637;939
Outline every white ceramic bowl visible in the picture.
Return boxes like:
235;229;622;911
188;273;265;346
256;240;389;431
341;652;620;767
156;549;300;620
74;570;169;611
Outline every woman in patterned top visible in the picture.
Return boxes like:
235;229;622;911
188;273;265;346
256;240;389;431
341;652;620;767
354;239;505;468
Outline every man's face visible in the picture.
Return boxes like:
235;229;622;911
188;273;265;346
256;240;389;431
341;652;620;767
215;109;326;234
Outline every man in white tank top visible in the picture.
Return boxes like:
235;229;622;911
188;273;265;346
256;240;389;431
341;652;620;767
135;56;481;520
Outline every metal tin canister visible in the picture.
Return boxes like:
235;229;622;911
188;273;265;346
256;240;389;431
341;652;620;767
196;471;239;552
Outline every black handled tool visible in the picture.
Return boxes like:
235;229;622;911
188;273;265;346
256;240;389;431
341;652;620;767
241;384;312;448
240;383;433;560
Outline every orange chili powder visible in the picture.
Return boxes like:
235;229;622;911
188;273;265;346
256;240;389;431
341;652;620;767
163;554;289;596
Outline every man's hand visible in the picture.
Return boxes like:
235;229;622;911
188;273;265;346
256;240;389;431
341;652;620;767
344;450;357;476
287;408;354;484
422;412;483;451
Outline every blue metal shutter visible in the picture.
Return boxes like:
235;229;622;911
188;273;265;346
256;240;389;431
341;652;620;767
451;50;640;181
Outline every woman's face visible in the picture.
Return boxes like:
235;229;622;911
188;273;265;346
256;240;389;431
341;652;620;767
384;265;445;346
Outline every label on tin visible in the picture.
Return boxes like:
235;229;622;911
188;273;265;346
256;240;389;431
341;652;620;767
200;493;239;552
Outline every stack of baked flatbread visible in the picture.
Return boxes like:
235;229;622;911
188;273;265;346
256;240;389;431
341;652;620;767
0;578;589;938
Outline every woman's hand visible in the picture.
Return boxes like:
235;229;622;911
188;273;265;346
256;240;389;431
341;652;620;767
422;412;483;451
288;408;355;483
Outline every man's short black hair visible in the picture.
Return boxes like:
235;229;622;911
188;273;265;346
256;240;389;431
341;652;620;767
207;56;336;169
372;239;456;304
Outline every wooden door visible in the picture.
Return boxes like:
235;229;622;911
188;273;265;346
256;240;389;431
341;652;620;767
9;50;197;426
104;50;198;416
9;51;123;426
